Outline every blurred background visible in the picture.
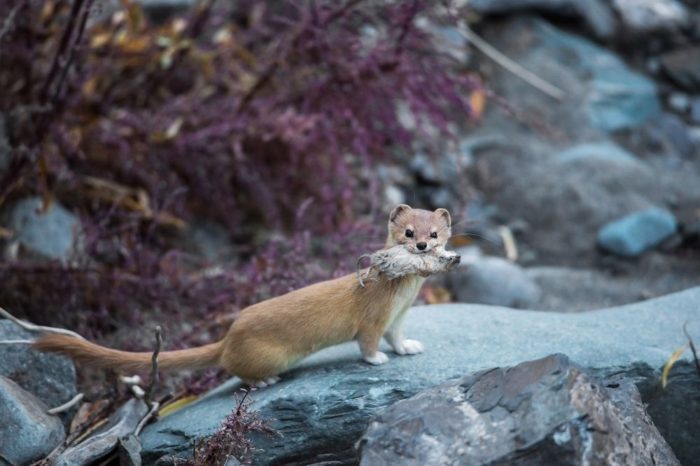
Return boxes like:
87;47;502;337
0;0;699;392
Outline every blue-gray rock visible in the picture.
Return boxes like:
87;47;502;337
612;0;688;35
0;376;65;465
468;0;615;39
556;142;639;165
140;287;700;465
690;98;700;124
0;320;77;419
359;354;679;466
597;207;678;257
648;113;695;158
482;18;660;135
660;46;700;92
4;197;82;261
444;253;541;308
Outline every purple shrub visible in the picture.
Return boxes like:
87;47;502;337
0;0;477;346
189;389;278;466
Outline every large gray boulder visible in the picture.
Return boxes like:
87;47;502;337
0;320;77;419
0;376;65;466
359;354;679;466
140;287;700;465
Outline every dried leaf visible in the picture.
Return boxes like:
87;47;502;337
90;32;112;49
469;89;486;118
165;117;183;139
422;285;452;304
159;395;198;417
662;344;688;388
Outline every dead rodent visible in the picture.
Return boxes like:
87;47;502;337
35;204;458;387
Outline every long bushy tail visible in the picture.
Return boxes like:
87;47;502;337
34;334;223;373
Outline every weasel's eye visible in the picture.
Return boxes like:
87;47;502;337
405;229;414;238
430;232;438;239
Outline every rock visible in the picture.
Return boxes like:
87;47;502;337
467;0;616;40
625;361;700;466
667;92;689;113
4;197;82;262
0;320;77;420
690;97;700;124
555;141;639;165
53;398;149;466
140;287;700;465
358;354;679;466
481;17;660;134
597;207;678;257
612;0;688;35
0;376;65;465
444;252;541;308
660;46;700;92
647;113;695;158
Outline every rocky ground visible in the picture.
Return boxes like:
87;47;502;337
1;0;700;465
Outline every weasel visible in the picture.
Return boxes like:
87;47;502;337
35;204;454;387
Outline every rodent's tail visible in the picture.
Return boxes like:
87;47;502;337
34;334;223;373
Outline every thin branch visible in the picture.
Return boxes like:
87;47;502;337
683;322;700;380
47;393;84;415
0;339;34;344
497;225;518;262
145;325;162;407
0;307;85;339
459;22;564;101
134;401;160;436
0;0;24;46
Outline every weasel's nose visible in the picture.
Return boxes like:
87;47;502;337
416;242;427;250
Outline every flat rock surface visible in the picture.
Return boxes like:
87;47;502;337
141;287;700;465
0;320;77;422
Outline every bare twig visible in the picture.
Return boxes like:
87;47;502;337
497;226;518;262
145;326;162;407
0;1;23;45
0;306;85;339
134;401;160;436
459;22;564;101
0;339;34;344
47;393;85;415
683;322;700;380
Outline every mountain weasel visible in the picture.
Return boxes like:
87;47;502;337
35;205;454;387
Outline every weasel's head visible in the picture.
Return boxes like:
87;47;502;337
386;204;452;253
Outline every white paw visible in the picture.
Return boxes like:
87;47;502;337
252;376;280;388
364;351;389;365
401;339;424;355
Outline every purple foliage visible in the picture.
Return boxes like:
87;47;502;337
0;0;476;346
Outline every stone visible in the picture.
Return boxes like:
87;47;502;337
648;113;695;158
358;354;679;466
660;46;700;92
597;207;678;257
0;320;77;420
444;252;541;308
481;17;660;134
4;197;82;262
667;92;689;113
53;398;149;466
467;0;616;40
612;0;688;35
555;142;639;165
140;286;700;465
690;97;700;124
0;376;65;465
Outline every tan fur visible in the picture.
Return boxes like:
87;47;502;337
34;205;452;385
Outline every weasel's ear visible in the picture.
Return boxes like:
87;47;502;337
389;204;412;223
434;208;451;228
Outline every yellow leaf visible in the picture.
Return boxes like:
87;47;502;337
469;89;486;118
159;395;199;417
662;344;688;388
91;32;112;49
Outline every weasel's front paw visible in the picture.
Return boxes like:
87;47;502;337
364;351;389;365
399;339;424;355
